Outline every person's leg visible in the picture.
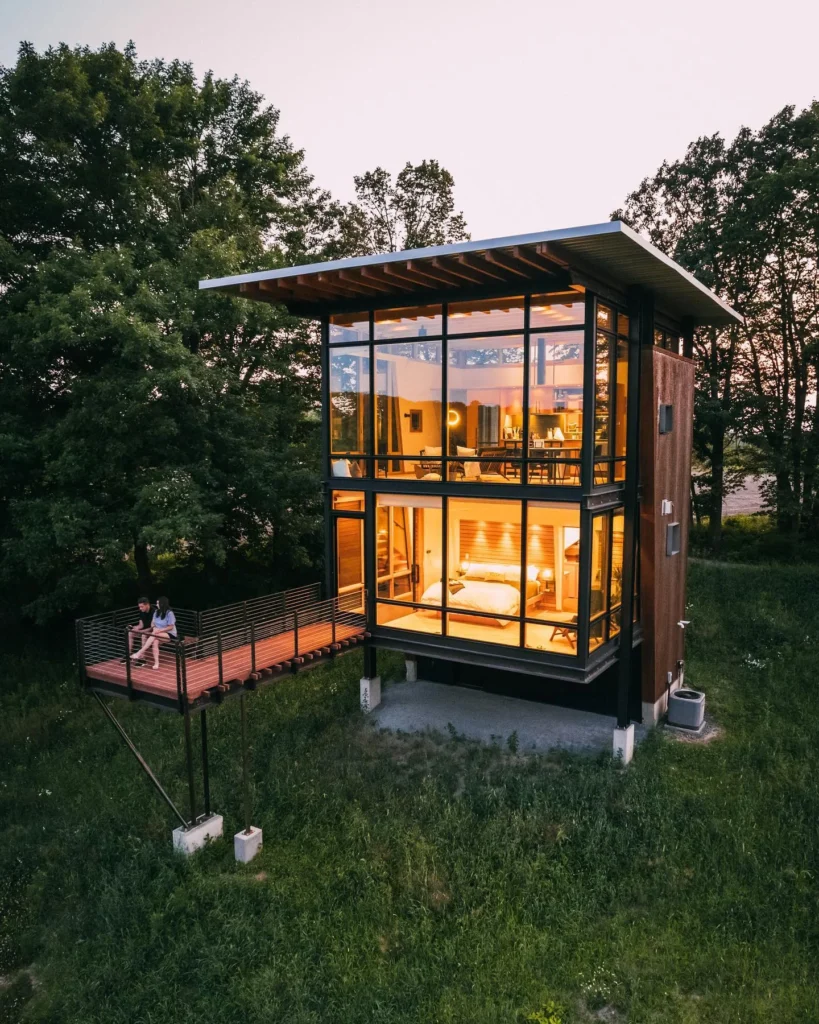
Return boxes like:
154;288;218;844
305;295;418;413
150;631;171;669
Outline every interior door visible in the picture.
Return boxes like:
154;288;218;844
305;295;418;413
335;516;364;612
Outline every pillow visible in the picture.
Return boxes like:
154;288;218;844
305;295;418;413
349;460;362;478
422;446;442;457
331;459;351;478
485;569;504;582
448;580;465;594
464;461;481;479
456;445;476;457
422;472;442;480
503;567;521;583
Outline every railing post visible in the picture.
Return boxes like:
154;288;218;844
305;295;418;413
175;643;183;710
217;632;224;687
200;710;211;817
183;706;197;827
250;620;256;674
240;693;251;835
331;599;336;645
180;643;189;706
293;610;299;659
124;628;133;700
75;621;86;685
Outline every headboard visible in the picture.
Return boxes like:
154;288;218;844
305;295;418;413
459;520;521;566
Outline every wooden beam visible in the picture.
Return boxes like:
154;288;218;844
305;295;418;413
457;253;510;283
361;267;412;292
431;256;486;286
406;259;463;288
339;270;390;295
483;249;533;279
512;245;566;275
384;261;447;290
317;272;362;298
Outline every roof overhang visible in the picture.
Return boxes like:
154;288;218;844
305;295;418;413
199;220;742;327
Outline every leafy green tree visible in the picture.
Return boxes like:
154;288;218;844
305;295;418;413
615;103;819;545
337;159;469;255
0;42;338;621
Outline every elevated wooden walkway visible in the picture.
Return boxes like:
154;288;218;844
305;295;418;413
77;585;368;712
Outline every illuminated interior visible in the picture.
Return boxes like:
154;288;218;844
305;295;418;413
373;496;586;655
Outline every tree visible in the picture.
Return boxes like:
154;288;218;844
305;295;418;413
0;43;337;621
614;103;819;547
336;160;469;255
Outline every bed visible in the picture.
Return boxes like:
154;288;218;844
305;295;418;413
420;562;539;627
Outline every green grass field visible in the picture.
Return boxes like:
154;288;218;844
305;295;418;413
2;561;818;1023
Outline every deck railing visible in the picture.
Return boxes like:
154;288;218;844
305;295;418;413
77;585;367;710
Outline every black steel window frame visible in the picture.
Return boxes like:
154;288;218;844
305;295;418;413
326;293;591;487
592;298;630;488
371;495;586;662
587;505;626;655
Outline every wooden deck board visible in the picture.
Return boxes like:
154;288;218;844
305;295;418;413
85;620;364;702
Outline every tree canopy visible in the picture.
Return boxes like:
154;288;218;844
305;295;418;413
615;102;819;545
0;43;471;623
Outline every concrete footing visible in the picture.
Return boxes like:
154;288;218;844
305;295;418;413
613;724;635;764
405;656;418;683
360;676;382;713
172;813;223;855
234;826;263;863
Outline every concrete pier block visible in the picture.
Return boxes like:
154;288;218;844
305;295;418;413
234;826;263;863
613;724;635;765
360;676;381;713
405;656;418;683
172;813;223;855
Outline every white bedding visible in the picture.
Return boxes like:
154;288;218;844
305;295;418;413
420;579;519;625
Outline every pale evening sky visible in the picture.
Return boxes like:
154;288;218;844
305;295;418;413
2;0;818;242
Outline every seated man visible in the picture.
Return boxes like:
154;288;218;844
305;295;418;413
122;597;153;661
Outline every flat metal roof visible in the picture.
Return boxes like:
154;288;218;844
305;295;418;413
199;220;741;326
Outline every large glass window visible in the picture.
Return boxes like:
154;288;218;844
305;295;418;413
446;498;523;646
330;312;369;344
589;508;625;652
524;502;581;654
374;304;442;340
447;296;524;334
375;341;443;479
528;330;584;486
375;495;443;634
447;335;524;482
594;303;629;485
329;346;370;478
530;294;585;328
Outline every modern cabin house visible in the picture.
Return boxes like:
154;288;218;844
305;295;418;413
201;221;741;756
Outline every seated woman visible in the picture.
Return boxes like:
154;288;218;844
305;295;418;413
131;596;178;670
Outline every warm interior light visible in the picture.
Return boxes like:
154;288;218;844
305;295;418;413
447;409;460;426
539;567;554;581
459;553;470;574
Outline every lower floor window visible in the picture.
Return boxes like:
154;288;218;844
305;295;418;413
368;495;591;656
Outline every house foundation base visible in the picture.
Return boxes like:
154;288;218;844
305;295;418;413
172;813;223;855
613;724;635;764
405;656;418;683
360;676;381;713
234;826;263;863
642;678;682;726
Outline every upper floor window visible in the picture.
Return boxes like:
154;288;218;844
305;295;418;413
447;296;525;335
374;304;442;340
330;312;369;344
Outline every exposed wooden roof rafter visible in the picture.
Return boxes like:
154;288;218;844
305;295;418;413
431;256;487;287
483;249;534;279
406;259;463;288
458;253;509;283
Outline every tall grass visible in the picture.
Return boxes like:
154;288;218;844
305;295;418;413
1;563;818;1022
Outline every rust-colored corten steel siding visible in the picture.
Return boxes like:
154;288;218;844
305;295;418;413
639;347;695;706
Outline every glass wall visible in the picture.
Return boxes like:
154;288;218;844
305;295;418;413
589;508;625;652
367;495;586;656
447;335;524;482
375;494;443;634
329;346;369;479
528;329;583;486
594;305;629;484
325;293;632;486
